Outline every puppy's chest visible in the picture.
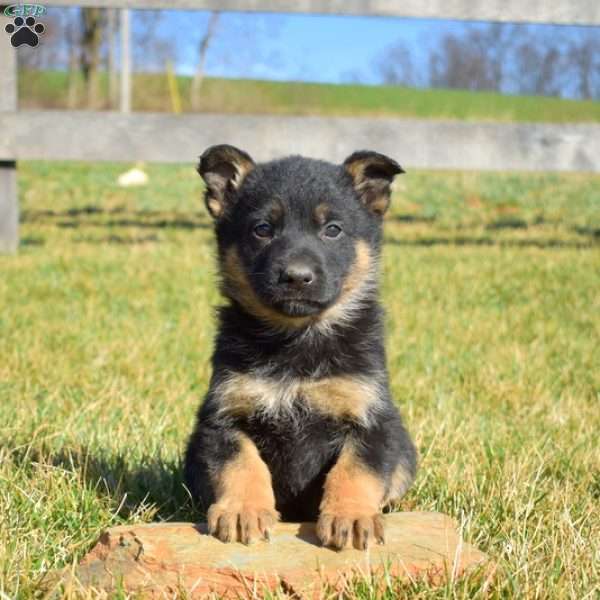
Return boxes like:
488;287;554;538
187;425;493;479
213;370;381;425
241;406;344;508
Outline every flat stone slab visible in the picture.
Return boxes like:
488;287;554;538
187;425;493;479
64;512;488;598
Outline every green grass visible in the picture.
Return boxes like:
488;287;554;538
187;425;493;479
1;161;599;598
19;69;600;122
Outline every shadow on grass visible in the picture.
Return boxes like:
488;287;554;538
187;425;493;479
72;234;161;244
574;225;600;239
485;217;528;230
6;443;200;522
20;207;600;249
21;236;46;246
385;236;598;250
21;207;211;231
56;218;210;230
389;214;436;224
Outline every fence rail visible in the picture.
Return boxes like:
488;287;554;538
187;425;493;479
1;4;600;252
1;111;599;173
45;0;600;26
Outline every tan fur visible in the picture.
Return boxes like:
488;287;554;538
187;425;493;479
307;376;379;422
214;371;382;424
203;148;254;219
320;444;384;513
268;201;284;223
344;159;392;215
221;241;376;333
317;239;375;328
230;156;254;188
211;433;275;505
206;197;224;218
313;202;330;225
208;432;278;544
317;443;386;549
359;183;390;215
344;159;365;184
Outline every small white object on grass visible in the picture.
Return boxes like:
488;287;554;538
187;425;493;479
117;164;148;187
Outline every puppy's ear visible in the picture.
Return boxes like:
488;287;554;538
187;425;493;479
343;151;404;216
197;144;255;219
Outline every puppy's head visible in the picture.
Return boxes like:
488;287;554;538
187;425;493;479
197;145;403;329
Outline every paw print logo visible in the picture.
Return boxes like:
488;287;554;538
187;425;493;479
5;16;45;48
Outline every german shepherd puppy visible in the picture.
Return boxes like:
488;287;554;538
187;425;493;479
184;145;417;550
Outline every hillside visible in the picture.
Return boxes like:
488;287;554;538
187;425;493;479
18;70;600;123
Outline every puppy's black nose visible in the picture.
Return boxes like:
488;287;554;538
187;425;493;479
279;262;315;287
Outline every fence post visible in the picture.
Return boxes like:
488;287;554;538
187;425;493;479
0;12;18;253
120;8;131;113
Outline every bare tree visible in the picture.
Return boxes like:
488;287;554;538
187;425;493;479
66;15;80;108
377;42;416;86
80;8;106;108
429;24;516;92
191;12;220;111
509;27;569;98
430;36;492;90
566;33;600;99
513;42;563;96
132;10;175;71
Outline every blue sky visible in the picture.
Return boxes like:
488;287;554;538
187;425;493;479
132;11;486;83
121;9;598;96
192;12;459;83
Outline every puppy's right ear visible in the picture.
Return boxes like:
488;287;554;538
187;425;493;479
197;144;255;219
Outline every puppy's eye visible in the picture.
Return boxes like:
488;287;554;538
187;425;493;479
324;223;342;238
254;222;274;239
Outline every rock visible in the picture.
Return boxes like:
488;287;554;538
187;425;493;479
62;512;488;598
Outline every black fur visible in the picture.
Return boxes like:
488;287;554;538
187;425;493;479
185;146;417;536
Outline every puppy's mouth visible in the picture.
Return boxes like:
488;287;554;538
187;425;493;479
271;297;330;317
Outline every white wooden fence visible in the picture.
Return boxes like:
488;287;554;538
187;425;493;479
1;0;599;252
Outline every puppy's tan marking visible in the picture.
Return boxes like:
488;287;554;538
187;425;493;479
344;152;402;216
318;240;376;328
206;197;224;218
305;376;380;423
338;240;373;298
268;201;284;223
214;372;381;424
214;373;291;416
199;145;255;219
313;202;331;225
208;432;278;544
317;443;385;550
351;171;390;216
361;185;389;216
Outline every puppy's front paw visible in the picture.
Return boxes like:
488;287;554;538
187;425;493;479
207;502;278;544
316;512;385;550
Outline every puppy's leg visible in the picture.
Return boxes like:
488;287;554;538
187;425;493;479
317;405;416;550
207;431;279;544
383;456;416;507
317;442;386;550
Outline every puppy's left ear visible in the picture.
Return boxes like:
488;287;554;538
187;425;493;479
197;144;255;219
343;151;404;216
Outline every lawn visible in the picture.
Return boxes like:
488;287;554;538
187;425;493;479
1;161;599;598
19;69;600;123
